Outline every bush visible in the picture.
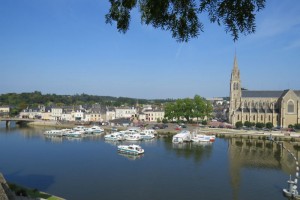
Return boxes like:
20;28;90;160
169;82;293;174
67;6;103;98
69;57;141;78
244;121;252;128
162;118;168;124
266;122;274;129
202;120;207;125
294;124;300;130
256;122;265;129
288;124;294;128
235;121;243;129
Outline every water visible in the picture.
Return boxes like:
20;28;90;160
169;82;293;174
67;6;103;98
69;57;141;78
0;123;297;200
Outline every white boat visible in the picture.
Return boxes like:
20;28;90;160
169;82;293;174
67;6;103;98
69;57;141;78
191;134;213;142
104;132;125;141
44;130;63;137
85;126;104;134
66;131;82;138
73;126;86;132
117;144;144;155
172;130;191;143
125;133;142;141
139;129;156;140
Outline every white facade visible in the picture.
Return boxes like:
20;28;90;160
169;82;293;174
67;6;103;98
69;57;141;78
61;113;73;121
51;108;63;120
115;107;136;119
144;110;165;122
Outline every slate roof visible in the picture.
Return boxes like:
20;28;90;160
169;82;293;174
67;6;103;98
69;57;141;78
294;90;300;97
242;90;284;98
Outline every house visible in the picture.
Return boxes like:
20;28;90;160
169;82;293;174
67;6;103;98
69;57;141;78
0;106;10;117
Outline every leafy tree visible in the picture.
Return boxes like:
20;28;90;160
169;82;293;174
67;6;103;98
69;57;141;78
244;121;252;128
294;124;300;130
105;0;266;42
265;122;273;129
235;121;243;129
288;124;294;128
162;118;168;124
256;122;265;129
202;120;207;125
157;118;161;123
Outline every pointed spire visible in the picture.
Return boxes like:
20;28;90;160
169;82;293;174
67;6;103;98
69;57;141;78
233;53;238;71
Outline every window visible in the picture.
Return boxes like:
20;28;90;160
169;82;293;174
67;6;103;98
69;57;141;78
253;115;255;121
246;115;248;121
237;115;240;121
261;115;263;121
269;115;271;121
288;101;294;113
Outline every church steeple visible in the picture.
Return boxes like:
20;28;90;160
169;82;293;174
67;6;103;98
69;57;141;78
229;54;242;124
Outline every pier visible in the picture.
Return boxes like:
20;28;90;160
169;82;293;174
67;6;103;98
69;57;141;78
0;117;34;127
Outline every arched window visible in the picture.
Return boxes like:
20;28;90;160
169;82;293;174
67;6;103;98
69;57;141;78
237;114;240;121
253;115;255;121
269;115;271;121
288;101;294;113
246;115;248;121
261;115;263;121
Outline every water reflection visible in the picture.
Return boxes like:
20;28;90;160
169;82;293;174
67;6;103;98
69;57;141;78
118;153;144;160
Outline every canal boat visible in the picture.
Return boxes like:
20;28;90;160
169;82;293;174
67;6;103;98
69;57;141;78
117;144;144;155
66;131;82;138
283;176;300;199
85;126;104;134
44;130;63;137
192;134;215;142
104;132;125;141
139;129;156;140
172;130;191;143
125;133;142;141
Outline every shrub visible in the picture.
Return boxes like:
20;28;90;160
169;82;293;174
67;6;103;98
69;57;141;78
256;122;265;129
235;121;243;129
266;122;274;129
244;121;252;128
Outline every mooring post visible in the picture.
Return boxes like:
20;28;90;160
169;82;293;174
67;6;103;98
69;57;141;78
5;120;10;128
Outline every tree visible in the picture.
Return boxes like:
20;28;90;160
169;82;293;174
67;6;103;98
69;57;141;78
256;122;265;129
244;121;252;128
106;0;266;42
235;121;243;129
265;122;273;129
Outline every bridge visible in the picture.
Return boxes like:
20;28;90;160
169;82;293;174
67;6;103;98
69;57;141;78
0;117;35;127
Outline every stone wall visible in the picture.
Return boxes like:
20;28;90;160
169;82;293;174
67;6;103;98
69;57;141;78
0;173;15;200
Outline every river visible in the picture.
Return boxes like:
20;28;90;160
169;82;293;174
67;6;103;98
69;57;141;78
0;123;297;200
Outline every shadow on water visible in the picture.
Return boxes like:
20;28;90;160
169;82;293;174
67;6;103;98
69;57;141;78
5;171;55;191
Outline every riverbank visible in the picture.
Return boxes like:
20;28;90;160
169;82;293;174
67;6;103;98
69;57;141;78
25;121;300;141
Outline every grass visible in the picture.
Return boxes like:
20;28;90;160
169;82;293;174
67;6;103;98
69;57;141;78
8;183;64;199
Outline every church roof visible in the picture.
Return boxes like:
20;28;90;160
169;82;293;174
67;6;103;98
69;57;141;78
242;90;284;98
294;90;300;97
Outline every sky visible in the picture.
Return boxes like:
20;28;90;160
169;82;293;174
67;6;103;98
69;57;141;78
0;1;299;99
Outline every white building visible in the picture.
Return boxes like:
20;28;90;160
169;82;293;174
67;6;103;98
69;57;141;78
143;110;165;122
51;107;63;121
115;107;136;119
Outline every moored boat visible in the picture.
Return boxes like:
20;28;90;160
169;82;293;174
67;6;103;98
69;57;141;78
172;130;191;143
139;129;156;140
192;134;215;142
104;132;125;141
117;144;144;155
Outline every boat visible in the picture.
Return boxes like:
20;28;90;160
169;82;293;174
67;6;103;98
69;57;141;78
125;133;142;141
192;134;215;142
66;131;82;138
117;144;144;155
172;130;191;143
283;176;300;199
139;129;156;140
44;130;63;137
85;126;104;134
104;132;125;141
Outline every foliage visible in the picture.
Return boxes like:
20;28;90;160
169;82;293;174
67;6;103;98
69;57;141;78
255;122;265;129
162;118;168;123
202;120;207;125
294;124;300;130
164;95;212;123
265;122;273;129
235;121;243;128
157;118;161;123
105;0;265;42
244;121;252;128
0;91;174;109
288;124;294;128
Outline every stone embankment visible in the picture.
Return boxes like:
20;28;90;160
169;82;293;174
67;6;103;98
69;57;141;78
0;173;16;200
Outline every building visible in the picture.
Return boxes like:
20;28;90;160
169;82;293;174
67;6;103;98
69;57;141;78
228;56;300;128
0;106;10;117
115;107;136;119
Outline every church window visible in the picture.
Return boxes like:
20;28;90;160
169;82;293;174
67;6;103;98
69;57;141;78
288;101;294;113
237;115;240;121
253;115;255;121
261;115;263;121
246;115;248;121
269;115;271;121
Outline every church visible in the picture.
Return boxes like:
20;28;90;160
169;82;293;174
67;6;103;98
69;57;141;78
228;56;300;128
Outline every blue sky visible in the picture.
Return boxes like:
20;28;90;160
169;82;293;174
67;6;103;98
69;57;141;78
0;1;299;99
